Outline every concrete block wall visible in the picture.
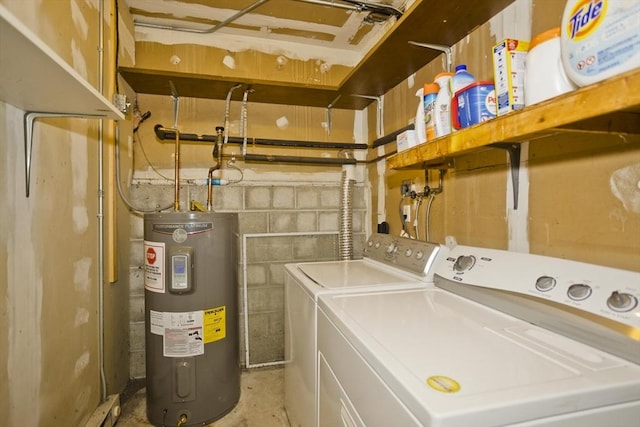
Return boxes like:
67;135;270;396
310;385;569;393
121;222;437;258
128;181;367;377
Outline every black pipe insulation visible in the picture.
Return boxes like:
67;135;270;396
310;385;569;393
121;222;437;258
244;153;358;165
154;124;368;150
371;123;414;148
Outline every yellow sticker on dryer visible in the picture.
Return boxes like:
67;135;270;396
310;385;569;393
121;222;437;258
427;376;461;393
203;306;226;343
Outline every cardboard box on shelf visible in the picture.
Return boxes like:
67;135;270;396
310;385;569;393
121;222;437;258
396;130;417;152
493;39;529;116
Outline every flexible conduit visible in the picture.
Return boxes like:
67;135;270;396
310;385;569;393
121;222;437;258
338;167;355;260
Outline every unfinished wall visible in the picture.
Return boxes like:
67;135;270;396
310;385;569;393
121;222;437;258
368;0;640;271
1;0;130;425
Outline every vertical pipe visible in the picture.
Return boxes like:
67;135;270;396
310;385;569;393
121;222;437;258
97;0;107;402
173;128;181;211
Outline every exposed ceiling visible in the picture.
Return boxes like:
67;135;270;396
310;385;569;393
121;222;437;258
124;0;408;67
120;0;516;109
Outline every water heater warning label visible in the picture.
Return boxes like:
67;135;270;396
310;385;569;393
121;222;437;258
144;241;165;293
149;307;226;357
204;306;226;343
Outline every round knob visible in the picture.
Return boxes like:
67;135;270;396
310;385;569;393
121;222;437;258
405;248;413;257
367;240;374;247
453;255;475;272
535;276;556;292
607;291;638;312
374;242;381;249
415;250;424;260
567;283;592;301
386;243;397;254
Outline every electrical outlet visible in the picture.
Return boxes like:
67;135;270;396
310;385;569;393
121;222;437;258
401;180;413;196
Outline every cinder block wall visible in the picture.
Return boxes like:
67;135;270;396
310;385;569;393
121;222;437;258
128;182;367;377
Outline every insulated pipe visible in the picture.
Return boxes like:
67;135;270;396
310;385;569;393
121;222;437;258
156;126;182;211
207;127;225;211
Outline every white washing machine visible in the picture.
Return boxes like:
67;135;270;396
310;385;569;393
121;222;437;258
317;244;640;427
284;233;448;427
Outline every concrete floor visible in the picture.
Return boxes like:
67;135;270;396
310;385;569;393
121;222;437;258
117;367;290;427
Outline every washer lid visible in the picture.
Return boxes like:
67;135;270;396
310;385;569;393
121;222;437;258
297;260;418;289
318;289;640;426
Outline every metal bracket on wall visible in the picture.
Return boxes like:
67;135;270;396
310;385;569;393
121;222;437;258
408;41;453;72
489;142;521;210
352;94;384;137
23;111;106;197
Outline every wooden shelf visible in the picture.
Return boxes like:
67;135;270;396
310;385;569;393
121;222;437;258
118;0;514;109
388;68;640;170
0;4;123;119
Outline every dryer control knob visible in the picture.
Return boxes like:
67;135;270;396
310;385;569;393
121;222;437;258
607;291;638;312
567;283;592;301
404;248;413;257
453;255;475;272
535;276;556;292
386;243;397;254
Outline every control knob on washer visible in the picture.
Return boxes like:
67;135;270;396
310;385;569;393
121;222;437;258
453;255;475;272
386;242;397;254
607;291;638;312
567;283;592;301
404;248;413;257
535;276;556;292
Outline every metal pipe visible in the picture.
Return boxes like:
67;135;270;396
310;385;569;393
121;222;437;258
97;0;107;403
207;127;224;211
153;124;367;149
224;84;242;144
135;0;271;34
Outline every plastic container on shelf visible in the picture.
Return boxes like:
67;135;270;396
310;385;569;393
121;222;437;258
433;72;454;137
525;27;577;106
561;0;640;87
449;65;475;131
423;83;439;141
451;82;496;129
414;87;427;144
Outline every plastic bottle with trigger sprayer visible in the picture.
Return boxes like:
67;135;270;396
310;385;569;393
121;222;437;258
433;72;454;137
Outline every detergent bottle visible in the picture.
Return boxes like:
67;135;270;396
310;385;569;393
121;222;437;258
561;0;640;86
433;72;454;137
449;65;475;132
414;87;427;144
423;83;439;141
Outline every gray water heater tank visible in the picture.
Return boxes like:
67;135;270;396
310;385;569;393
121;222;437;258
143;212;240;426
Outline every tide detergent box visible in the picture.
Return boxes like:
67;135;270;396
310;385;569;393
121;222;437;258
493;39;529;116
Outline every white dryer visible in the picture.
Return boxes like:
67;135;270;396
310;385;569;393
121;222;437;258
284;233;447;427
317;245;640;426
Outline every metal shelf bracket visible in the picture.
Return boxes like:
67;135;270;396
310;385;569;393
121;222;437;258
490;142;521;210
24;111;107;197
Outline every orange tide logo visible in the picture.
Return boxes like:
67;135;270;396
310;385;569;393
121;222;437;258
567;0;607;41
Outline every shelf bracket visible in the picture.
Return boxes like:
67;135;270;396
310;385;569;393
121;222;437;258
352;94;384;137
408;41;453;72
23;111;106;197
489;142;521;210
325;94;342;136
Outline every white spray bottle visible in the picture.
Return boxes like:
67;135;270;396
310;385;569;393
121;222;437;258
414;87;426;144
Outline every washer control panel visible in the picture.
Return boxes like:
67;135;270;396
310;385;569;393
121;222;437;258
435;245;640;328
363;233;441;275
